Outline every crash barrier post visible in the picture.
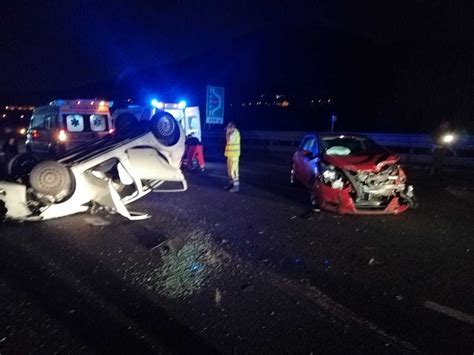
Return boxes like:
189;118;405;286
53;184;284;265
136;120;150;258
202;131;474;167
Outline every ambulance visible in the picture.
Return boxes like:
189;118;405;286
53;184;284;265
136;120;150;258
112;100;202;141
25;99;114;156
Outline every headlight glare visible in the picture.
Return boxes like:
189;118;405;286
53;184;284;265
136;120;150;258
323;169;337;181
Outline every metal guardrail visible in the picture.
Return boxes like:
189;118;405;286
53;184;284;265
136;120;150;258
204;130;474;150
203;130;474;167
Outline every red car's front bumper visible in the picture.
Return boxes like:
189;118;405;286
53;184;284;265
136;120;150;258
313;183;410;215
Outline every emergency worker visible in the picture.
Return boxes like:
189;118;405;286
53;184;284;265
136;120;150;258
224;121;240;192
185;133;205;172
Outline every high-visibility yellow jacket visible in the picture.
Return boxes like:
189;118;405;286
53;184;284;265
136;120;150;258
225;129;241;158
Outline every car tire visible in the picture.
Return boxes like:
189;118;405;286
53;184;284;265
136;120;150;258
115;113;138;134
29;160;74;200
7;153;37;181
149;112;180;146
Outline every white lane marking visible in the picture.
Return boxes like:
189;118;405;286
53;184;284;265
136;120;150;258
269;276;418;351
424;300;474;325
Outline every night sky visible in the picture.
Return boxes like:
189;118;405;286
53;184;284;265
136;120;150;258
1;1;473;131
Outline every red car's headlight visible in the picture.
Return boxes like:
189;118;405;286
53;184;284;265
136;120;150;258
319;162;345;190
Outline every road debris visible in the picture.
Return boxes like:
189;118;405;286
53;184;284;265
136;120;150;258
368;258;383;266
84;216;111;226
124;232;229;299
215;288;222;306
300;209;317;219
152;236;185;256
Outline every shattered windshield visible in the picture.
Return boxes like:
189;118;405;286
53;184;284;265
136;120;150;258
320;137;386;156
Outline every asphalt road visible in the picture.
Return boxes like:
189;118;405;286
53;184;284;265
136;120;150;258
1;157;473;354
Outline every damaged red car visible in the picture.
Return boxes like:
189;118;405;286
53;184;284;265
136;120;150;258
291;133;417;214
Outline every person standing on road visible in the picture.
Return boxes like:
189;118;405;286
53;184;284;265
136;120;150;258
2;133;19;163
224;121;241;192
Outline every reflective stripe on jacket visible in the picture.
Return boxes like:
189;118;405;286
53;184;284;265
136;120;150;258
225;129;241;158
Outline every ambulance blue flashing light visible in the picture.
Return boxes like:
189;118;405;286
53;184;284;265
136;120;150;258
151;99;165;110
151;99;165;109
177;100;187;109
49;99;65;106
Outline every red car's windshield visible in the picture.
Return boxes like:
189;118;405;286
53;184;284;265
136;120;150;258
320;137;387;156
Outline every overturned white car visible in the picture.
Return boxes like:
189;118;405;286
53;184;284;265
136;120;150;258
0;112;187;221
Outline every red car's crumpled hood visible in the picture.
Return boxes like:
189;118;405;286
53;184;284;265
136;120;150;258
323;153;399;172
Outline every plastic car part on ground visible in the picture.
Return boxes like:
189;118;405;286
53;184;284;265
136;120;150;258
0;112;187;222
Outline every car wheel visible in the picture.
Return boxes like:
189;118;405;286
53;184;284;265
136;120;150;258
7;153;37;182
115;113;138;134
29;161;74;201
149;112;180;146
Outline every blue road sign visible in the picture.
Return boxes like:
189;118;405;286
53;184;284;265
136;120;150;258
206;86;225;124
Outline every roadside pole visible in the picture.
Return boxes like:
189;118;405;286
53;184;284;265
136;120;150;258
330;114;337;132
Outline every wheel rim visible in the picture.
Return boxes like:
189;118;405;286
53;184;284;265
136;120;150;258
30;161;73;199
37;167;65;192
156;115;175;137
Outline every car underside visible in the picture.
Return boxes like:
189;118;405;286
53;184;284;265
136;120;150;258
0;112;187;222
